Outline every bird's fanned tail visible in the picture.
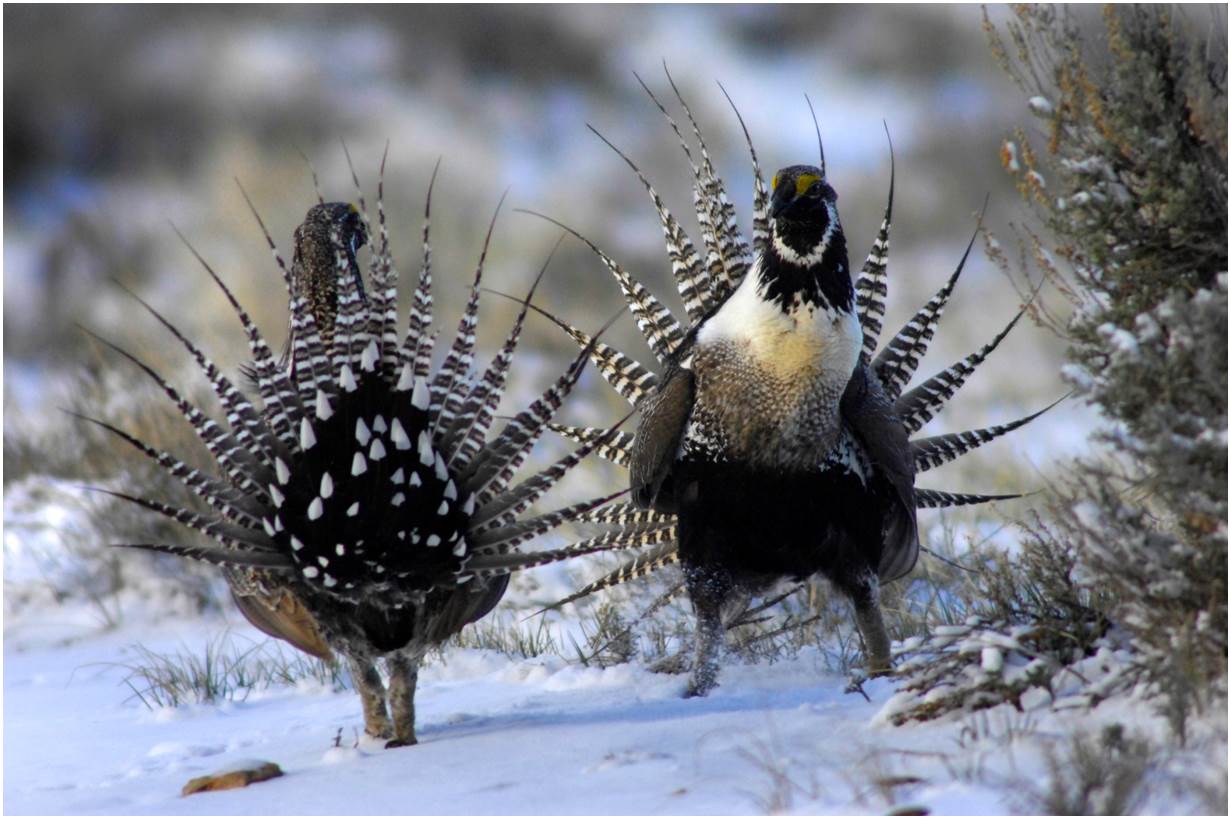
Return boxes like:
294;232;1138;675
92;164;657;607
543;81;1045;607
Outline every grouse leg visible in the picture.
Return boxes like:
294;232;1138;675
683;567;732;698
385;651;421;748
850;578;893;676
348;657;394;740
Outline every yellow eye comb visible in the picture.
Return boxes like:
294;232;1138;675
794;173;820;197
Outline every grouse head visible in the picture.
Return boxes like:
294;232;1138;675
762;165;851;313
769;165;840;254
292;202;369;339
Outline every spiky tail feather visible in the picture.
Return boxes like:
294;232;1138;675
895;310;1026;435
855;125;895;367
915;489;1024;509
508;296;659;409
912;397;1064;474
486;93;1048;623
873;217;981;401
94;165;657;610
518;209;685;364
543;542;682;611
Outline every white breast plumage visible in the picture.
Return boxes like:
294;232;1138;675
696;259;862;389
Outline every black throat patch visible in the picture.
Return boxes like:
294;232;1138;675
760;224;853;313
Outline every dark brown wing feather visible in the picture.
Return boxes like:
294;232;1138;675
841;362;919;582
423;575;511;644
630;365;695;513
230;588;333;660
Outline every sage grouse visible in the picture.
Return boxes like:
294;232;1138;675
542;78;1055;697
86;165;642;745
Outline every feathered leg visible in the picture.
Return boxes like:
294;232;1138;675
683;566;731;698
349;658;393;740
385;651;422;748
849;578;892;676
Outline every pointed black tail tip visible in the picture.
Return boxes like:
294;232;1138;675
591;305;627;343
523;603;558;621
1040;392;1072;415
479;285;526;308
481;288;576;340
512;207;573;238
610;409;638;433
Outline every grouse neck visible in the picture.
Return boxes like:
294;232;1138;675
762;214;853;316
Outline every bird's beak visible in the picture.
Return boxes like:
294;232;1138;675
770;183;796;220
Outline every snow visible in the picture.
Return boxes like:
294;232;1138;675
5;596;1225;815
1001;140;1020;172
1027;96;1053;116
1;439;1222;815
1097;321;1141;359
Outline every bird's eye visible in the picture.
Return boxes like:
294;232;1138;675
807;183;823;198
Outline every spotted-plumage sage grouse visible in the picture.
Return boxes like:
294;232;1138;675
86;164;647;745
539;76;1056;697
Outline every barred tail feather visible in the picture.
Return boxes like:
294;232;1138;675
370;147;403;377
462;340;597;500
911;397;1063;473
574;502;673;527
116;542;292;570
587;123;710;324
287;293;335;400
663;65;751;302
400;159;440;380
466;525;677;578
519;209;685;363
896;310;1026;434
236;182;294;297
443;242;556;470
515;298;659;407
82;330;270;502
171;228;302;450
632;73;708;299
90;487;272;552
468;489;628;553
856;127;894;366
717;81;769;264
873;216;981;400
915;489;1024;509
545;542;682;610
73;412;265;531
328;223;371;375
432;191;506;432
472;423;628;530
118;284;276;466
547;423;633;468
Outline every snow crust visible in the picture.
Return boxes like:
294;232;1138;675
5;603;1223;815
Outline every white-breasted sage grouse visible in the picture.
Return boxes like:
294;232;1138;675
86;165;645;745
540;77;1057;697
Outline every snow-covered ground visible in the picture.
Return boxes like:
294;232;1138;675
2;450;1225;816
5;592;1224;815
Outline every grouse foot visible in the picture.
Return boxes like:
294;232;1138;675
384;736;418;749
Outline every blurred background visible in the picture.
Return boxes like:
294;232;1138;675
3;5;1090;625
